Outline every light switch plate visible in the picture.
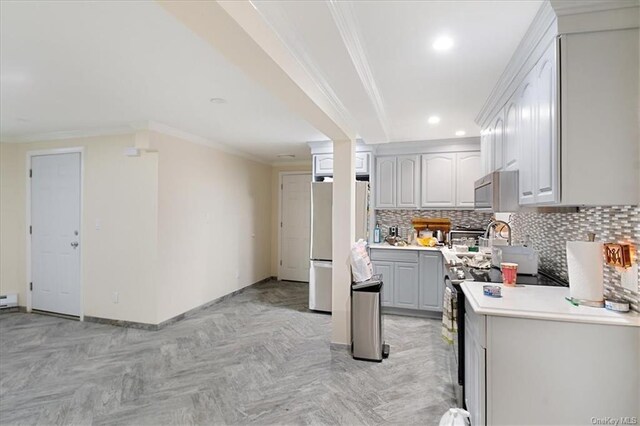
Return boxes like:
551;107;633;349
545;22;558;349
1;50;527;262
620;264;638;292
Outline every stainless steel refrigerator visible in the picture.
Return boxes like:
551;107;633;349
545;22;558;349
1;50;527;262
309;181;369;312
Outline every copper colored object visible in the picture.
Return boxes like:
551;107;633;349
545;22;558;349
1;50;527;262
411;218;451;236
604;243;633;268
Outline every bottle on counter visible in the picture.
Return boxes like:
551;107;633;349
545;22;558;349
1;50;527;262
374;223;381;243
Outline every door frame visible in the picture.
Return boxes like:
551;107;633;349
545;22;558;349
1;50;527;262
26;147;85;319
277;172;312;281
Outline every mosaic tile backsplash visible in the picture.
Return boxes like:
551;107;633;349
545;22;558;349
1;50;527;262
377;206;640;312
509;206;640;312
375;209;493;238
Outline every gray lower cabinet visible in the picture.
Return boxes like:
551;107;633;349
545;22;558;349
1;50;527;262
372;261;394;306
393;262;419;309
370;248;443;312
419;252;444;311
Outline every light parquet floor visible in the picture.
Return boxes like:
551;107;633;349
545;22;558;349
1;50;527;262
0;280;456;425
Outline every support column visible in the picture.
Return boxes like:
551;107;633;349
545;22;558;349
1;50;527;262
331;139;356;345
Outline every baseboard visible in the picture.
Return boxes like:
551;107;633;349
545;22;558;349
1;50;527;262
330;342;351;351
382;307;442;319
0;306;27;314
85;276;274;331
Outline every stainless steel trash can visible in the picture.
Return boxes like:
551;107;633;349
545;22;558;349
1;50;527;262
351;277;390;362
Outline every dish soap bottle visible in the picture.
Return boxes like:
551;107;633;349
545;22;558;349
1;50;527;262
374;223;381;243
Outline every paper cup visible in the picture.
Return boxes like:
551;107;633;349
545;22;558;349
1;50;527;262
501;262;518;286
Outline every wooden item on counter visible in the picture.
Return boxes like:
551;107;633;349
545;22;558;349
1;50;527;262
411;217;451;236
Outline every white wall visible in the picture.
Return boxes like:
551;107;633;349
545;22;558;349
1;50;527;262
151;132;273;323
0;135;159;324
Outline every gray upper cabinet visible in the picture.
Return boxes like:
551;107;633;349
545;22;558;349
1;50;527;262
455;152;482;208
477;8;639;206
393;262;420;309
314;152;370;177
534;42;559;204
493;112;505;171
375;156;396;208
419;252;443;311
421;153;456;208
396;155;420;208
518;76;537;205
503;100;518;171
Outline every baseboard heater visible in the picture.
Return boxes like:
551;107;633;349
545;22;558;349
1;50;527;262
0;294;18;309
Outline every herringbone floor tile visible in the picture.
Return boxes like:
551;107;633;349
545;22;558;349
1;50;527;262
0;280;456;425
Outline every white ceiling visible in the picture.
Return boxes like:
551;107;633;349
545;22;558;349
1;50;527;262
1;1;542;162
253;0;543;143
0;1;325;162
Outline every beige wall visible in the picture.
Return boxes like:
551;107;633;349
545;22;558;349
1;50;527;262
0;132;306;325
269;163;312;276
151;132;273;323
0;135;159;324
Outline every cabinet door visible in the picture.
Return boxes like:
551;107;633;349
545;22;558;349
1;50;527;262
355;152;370;175
396;155;420;208
456;152;482;208
372;261;394;306
504;100;519;171
419;252;443;310
535;41;559;204
314;154;334;176
518;76;537;205
393;262;419;309
421;153;456;208
375;157;396;208
480;128;494;174
493;113;505;171
465;314;486;426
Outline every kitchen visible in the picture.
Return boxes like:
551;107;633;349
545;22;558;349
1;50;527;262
303;1;640;424
1;0;639;425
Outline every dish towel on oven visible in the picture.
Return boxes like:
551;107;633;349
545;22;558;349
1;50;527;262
442;286;457;344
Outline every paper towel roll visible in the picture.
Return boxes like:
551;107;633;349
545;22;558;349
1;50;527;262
566;241;604;302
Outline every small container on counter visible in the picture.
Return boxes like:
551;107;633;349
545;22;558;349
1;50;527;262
604;299;630;313
483;285;502;298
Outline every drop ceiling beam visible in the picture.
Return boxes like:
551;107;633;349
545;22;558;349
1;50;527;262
157;0;354;142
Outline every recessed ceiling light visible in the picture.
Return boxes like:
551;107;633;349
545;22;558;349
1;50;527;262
455;130;466;136
428;116;441;125
209;97;227;104
433;36;454;51
276;154;296;159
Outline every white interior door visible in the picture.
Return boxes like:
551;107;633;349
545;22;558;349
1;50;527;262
31;153;81;316
280;173;311;282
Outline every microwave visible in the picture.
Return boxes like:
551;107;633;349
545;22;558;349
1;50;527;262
474;170;520;212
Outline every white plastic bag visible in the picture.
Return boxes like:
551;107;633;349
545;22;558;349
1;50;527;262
350;239;373;283
439;408;470;426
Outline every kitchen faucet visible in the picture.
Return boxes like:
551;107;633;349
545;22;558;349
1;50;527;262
484;220;512;246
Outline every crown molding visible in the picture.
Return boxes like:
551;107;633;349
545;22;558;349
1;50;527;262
0;125;136;143
475;1;557;128
327;0;391;141
550;0;639;16
143;121;269;165
1;121;270;165
250;2;357;134
270;160;312;167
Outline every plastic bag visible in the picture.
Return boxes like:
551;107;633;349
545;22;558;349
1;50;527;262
350;239;373;283
439;408;470;426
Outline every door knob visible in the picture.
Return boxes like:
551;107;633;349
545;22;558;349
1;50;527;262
71;241;79;249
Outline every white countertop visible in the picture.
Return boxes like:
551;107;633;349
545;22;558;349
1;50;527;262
369;243;441;252
461;281;640;327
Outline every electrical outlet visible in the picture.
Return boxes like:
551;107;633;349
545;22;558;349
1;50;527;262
236;270;240;279
620;264;638;292
95;219;101;231
112;291;119;304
